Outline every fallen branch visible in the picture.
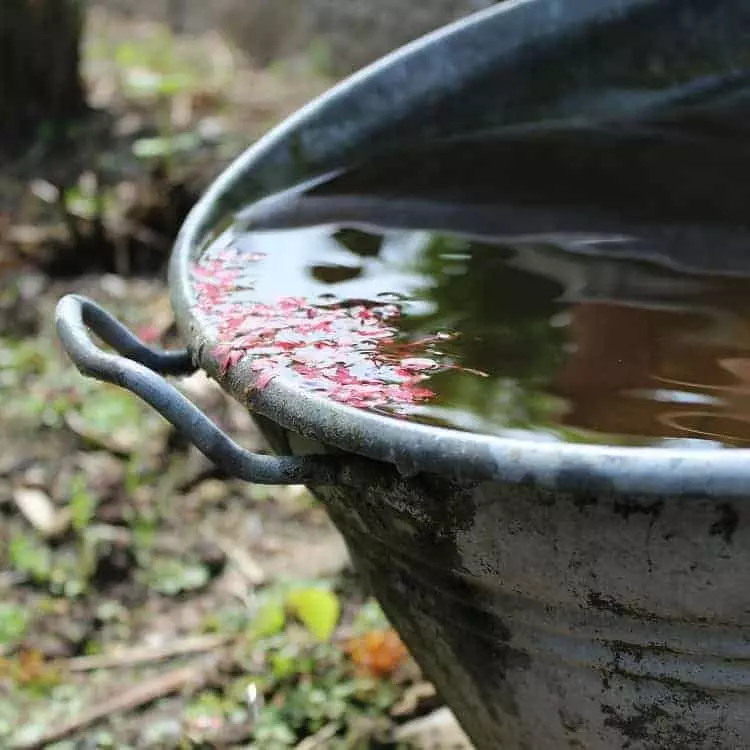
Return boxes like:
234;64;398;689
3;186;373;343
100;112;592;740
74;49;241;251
13;658;218;749
65;633;232;672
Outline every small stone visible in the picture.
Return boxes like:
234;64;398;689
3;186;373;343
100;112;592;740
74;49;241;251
12;487;70;538
394;707;473;749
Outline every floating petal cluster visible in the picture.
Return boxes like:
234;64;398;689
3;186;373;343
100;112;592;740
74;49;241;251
191;243;456;413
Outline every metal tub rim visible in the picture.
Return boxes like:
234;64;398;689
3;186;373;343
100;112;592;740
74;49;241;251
166;0;750;494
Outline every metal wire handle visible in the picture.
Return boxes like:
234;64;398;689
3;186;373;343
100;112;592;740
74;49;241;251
55;294;348;485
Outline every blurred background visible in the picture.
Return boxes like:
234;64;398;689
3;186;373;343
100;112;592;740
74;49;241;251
0;1;496;747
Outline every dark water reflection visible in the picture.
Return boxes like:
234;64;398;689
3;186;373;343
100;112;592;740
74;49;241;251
218;219;750;448
212;100;750;447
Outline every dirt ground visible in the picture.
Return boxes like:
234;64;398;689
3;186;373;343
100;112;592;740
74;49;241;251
0;8;472;749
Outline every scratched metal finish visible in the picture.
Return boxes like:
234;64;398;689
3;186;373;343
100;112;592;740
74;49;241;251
167;1;750;747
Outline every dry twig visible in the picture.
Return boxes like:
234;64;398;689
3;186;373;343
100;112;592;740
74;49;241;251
13;658;219;749
64;633;232;672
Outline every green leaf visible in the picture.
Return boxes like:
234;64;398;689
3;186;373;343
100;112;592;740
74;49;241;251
285;588;340;642
145;559;210;596
8;533;52;583
270;651;297;681
249;600;286;640
0;604;29;646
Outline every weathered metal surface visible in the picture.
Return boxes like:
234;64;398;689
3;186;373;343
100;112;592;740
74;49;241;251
305;454;750;749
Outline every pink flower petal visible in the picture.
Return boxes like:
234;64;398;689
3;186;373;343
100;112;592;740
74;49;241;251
191;252;462;410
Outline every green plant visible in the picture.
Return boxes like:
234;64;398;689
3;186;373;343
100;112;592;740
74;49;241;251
249;584;341;643
142;558;210;596
8;530;95;599
69;473;97;532
286;587;340;642
0;604;29;647
8;533;53;585
249;638;402;748
234;590;405;747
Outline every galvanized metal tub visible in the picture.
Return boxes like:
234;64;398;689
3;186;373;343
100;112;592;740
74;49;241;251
57;1;750;747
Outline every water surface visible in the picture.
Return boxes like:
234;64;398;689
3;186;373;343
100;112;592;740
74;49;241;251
192;132;750;448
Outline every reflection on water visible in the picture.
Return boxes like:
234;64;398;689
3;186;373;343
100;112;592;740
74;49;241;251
195;219;750;448
195;112;750;447
551;300;750;445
